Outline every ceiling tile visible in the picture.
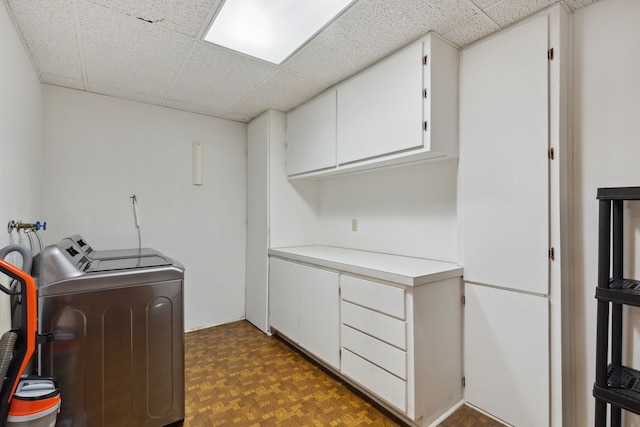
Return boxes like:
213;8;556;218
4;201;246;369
229;70;330;118
85;0;221;38
78;0;194;99
166;41;278;112
484;0;557;27
443;13;501;47
6;0;83;80
283;0;477;86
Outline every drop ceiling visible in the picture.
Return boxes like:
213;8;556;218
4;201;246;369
4;0;598;123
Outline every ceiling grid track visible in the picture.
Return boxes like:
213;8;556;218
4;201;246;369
71;0;88;91
161;39;199;106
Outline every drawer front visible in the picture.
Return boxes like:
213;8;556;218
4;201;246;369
341;275;405;319
341;324;406;379
341;349;407;412
341;301;406;350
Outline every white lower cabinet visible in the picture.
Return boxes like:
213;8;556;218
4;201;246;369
268;257;339;369
269;250;463;427
464;283;549;427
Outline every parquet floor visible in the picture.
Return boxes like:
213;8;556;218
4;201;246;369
184;320;504;427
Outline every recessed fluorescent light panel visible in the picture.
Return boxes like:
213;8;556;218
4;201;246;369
204;0;352;64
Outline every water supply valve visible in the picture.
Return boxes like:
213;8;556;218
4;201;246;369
7;220;47;233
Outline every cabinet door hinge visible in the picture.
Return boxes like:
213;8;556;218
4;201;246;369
548;147;555;160
423;88;428;99
423;121;428;131
549;247;555;261
462;376;466;387
423;54;428;65
462;295;465;306
548;48;554;60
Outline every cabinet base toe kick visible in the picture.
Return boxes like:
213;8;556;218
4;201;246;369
270;328;461;427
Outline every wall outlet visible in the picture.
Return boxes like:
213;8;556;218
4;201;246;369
352;219;357;232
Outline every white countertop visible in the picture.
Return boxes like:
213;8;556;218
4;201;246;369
268;246;463;287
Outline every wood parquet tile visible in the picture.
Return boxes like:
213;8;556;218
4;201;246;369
184;320;503;427
437;405;505;427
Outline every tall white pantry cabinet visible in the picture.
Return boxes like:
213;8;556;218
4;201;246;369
459;5;571;427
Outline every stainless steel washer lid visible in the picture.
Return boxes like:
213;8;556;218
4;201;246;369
64;234;161;260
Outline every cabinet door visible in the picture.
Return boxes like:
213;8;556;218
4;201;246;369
337;41;424;164
268;258;298;341
298;265;339;368
460;14;549;294
464;283;549;427
286;90;337;175
246;114;270;333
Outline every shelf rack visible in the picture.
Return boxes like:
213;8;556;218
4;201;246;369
594;186;640;426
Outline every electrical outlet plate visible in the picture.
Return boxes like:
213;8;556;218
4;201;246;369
352;219;357;232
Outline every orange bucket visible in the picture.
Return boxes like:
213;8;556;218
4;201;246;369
7;378;60;427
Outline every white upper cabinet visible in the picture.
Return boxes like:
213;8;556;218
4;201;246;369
337;41;424;164
460;14;549;295
424;33;459;158
286;32;458;179
286;90;337;176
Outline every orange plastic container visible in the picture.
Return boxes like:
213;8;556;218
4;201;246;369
7;378;60;427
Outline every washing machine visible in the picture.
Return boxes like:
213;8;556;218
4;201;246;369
32;238;185;427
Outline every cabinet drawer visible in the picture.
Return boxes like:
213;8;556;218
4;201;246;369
341;275;405;319
341;301;406;350
341;325;406;379
341;349;406;412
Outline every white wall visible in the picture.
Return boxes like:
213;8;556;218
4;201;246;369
573;0;640;424
0;4;43;332
42;85;247;331
317;158;458;262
